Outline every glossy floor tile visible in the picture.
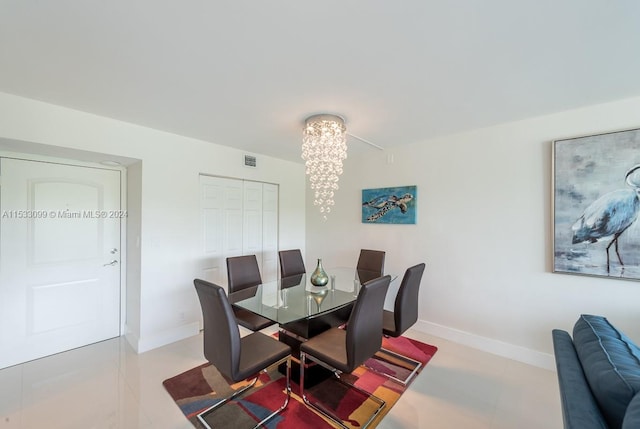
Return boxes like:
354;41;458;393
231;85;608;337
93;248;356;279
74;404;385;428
0;328;562;428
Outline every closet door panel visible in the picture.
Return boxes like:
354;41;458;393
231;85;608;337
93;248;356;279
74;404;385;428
262;183;279;282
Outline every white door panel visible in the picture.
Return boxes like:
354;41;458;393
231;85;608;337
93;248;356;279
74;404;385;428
243;181;263;274
223;180;244;261
262;183;279;282
200;177;225;287
200;176;244;290
0;158;121;369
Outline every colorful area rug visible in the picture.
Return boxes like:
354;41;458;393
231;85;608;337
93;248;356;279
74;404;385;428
163;336;437;428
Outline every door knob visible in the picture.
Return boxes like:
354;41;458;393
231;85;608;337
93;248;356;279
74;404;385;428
110;248;118;254
103;260;119;266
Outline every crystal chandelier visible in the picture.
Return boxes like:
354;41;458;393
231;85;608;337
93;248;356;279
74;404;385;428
302;114;347;216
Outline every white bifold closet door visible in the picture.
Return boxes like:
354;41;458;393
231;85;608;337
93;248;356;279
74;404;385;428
199;175;278;293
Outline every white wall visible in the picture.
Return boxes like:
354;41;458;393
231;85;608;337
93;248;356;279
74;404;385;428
306;96;640;369
4;89;639;368
0;91;306;353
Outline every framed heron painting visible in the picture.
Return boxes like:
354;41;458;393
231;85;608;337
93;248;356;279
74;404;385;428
362;185;416;224
553;127;640;281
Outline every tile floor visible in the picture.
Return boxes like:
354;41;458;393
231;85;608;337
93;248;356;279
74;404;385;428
0;328;563;429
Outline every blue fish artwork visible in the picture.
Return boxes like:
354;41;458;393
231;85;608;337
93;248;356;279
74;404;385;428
362;185;417;224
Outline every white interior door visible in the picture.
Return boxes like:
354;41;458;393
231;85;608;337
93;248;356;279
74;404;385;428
0;158;122;369
200;176;243;290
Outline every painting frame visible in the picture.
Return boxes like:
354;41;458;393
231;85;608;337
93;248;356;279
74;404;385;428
553;127;640;281
361;185;417;224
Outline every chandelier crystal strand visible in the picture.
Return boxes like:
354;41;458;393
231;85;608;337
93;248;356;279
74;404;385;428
302;114;347;217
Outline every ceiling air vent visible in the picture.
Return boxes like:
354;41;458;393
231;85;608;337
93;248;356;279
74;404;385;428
244;154;257;168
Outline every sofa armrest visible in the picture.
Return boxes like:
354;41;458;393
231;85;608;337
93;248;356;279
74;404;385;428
622;393;640;429
552;329;608;429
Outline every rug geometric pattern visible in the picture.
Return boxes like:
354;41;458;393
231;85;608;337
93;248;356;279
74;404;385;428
163;336;437;428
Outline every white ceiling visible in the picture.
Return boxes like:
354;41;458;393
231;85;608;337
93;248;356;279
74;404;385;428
2;1;640;163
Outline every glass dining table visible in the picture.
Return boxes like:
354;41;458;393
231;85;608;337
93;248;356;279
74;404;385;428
229;267;369;328
229;267;394;384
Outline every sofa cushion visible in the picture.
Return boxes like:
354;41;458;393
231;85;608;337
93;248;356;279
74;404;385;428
573;314;640;429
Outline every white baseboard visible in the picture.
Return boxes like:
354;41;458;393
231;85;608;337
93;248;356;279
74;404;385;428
122;319;556;371
127;322;200;354
124;328;140;353
414;320;556;371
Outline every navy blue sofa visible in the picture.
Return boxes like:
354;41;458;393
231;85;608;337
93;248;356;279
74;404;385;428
552;315;640;429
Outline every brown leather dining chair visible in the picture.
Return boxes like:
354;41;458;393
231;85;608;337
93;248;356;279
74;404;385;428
278;249;306;278
299;275;391;429
226;255;275;331
356;249;385;283
379;262;426;385
193;279;291;429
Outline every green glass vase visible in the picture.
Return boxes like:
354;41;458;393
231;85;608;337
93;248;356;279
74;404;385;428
310;258;329;286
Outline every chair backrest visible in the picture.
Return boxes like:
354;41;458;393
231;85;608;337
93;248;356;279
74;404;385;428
356;249;385;280
279;249;306;278
346;275;391;372
280;273;304;289
193;279;240;380
227;255;262;293
393;263;426;335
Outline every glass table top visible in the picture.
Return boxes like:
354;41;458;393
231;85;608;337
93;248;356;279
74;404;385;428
229;267;394;325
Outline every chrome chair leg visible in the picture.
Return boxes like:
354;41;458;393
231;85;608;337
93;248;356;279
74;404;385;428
197;356;291;429
254;357;291;427
300;352;385;429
